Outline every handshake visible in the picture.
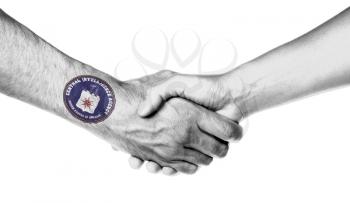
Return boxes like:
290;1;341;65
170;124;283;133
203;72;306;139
2;7;349;176
103;69;246;175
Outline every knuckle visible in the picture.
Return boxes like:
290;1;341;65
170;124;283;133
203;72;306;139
147;88;157;98
143;89;154;100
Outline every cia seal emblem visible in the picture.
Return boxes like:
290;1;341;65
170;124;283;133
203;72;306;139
63;75;115;123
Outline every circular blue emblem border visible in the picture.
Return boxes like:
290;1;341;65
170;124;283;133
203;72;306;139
63;75;116;123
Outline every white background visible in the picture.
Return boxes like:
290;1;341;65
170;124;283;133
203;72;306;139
1;0;350;202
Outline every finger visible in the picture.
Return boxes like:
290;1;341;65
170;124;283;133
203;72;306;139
197;111;243;141
128;156;144;169
162;167;177;176
178;148;213;165
168;162;198;174
188;132;229;157
146;161;162;173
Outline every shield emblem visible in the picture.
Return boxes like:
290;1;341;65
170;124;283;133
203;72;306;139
76;90;100;114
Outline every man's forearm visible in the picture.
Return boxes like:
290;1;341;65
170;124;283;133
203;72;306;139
228;7;350;117
0;9;127;124
0;10;241;175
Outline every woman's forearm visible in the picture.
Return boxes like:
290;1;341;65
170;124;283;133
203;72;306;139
228;7;350;117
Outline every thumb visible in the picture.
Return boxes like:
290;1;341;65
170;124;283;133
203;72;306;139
138;75;204;117
138;89;165;117
138;77;183;117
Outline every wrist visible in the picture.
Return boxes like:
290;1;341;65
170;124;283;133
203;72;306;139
221;63;256;118
82;79;143;145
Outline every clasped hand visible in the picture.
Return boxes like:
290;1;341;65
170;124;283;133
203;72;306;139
107;70;243;175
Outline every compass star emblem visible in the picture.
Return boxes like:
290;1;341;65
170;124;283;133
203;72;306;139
82;98;93;110
75;90;100;114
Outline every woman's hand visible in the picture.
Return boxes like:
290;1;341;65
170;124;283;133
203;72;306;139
137;71;244;121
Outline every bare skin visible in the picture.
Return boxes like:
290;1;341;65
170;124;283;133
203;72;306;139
0;9;242;174
133;7;350;173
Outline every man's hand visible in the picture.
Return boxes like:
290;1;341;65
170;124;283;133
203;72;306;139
117;71;244;174
104;71;242;174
